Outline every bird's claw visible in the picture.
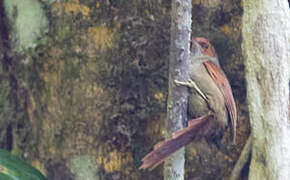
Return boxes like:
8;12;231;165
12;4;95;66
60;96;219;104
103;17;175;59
174;80;192;87
174;79;208;101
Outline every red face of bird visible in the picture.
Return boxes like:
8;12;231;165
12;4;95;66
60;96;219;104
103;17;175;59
193;37;217;58
190;37;220;66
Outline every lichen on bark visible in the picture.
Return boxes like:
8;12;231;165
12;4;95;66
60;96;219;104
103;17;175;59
242;0;290;179
3;0;48;51
0;0;249;179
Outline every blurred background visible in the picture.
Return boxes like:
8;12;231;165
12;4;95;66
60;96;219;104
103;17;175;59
0;0;250;179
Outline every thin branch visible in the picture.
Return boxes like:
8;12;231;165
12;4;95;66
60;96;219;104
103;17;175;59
230;135;252;180
164;0;192;179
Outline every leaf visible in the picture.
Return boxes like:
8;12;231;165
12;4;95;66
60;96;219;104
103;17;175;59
0;149;46;180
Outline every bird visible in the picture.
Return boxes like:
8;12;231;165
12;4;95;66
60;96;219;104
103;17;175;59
139;37;237;170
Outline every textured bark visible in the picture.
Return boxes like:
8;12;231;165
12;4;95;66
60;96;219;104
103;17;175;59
0;0;249;179
0;1;17;151
164;0;191;179
242;0;290;179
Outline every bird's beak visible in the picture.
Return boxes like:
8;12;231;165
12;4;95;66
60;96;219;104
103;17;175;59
190;39;202;55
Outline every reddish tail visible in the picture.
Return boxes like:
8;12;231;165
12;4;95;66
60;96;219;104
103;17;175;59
139;115;213;170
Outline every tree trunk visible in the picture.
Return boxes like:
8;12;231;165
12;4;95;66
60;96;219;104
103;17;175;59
0;0;249;179
242;0;290;179
164;0;192;179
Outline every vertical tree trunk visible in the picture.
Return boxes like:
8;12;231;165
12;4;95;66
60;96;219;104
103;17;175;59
0;0;249;179
242;0;290;179
164;0;191;180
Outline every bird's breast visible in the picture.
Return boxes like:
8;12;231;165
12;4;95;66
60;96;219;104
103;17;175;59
188;62;228;130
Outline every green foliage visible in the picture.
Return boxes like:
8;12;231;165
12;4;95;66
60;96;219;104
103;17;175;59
0;149;46;180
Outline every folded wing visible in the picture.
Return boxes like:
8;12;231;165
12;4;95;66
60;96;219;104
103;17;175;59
203;61;237;143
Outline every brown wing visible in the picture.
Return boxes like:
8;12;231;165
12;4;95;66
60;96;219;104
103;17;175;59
203;61;237;143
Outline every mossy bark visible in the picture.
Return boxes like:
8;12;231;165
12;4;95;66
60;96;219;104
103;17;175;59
0;0;249;179
0;1;15;151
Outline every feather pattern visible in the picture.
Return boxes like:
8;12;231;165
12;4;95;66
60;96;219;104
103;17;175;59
139;115;213;170
203;60;237;143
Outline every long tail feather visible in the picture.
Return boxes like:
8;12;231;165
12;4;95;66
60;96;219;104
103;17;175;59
139;115;213;170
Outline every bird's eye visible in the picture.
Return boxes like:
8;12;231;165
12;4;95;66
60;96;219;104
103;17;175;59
201;43;209;49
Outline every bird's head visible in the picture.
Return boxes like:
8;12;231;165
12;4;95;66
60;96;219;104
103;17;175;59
190;37;219;65
193;37;216;57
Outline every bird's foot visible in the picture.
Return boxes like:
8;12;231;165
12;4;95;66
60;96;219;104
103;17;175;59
174;79;208;101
